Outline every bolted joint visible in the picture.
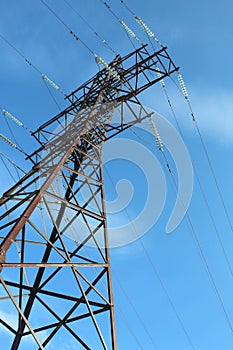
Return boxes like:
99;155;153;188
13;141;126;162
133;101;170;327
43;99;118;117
0;250;6;271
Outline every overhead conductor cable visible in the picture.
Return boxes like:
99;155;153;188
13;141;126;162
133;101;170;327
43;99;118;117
40;0;120;81
0;33;66;97
63;0;116;54
119;0;163;47
100;0;143;46
176;70;233;230
153;31;233;263
146;118;233;332
149;68;233;273
116;0;233;334
0;152;26;176
104;149;195;349
39;0;94;54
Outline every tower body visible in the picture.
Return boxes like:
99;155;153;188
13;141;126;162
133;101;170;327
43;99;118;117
0;46;178;349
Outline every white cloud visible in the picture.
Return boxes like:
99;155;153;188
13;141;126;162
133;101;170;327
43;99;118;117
188;88;233;146
0;308;49;347
0;309;17;332
148;85;233;147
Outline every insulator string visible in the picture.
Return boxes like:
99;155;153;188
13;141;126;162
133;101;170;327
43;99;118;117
118;0;164;47
0;133;28;157
99;0;143;46
149;118;163;151
0;32;66;97
0;107;32;133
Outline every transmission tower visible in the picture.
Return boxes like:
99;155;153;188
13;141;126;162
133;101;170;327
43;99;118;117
0;45;178;349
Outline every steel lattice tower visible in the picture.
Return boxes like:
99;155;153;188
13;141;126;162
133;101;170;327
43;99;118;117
0;46;178;349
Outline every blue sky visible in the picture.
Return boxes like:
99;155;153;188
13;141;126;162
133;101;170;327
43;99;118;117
0;0;232;349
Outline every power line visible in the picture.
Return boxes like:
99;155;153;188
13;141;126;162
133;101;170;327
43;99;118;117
0;153;19;183
115;304;144;350
123;14;233;275
0;32;66;97
175;73;233;232
39;0;95;55
129;122;233;337
39;0;121;80
0;2;231;346
63;0;117;55
145;69;233;275
193;113;233;231
157;80;233;274
118;0;164;48
112;267;159;349
98;0;143;46
146;120;233;332
103;164;196;350
42;79;62;110
0;152;26;176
